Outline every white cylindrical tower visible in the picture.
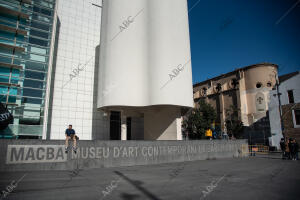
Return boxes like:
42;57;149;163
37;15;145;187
98;0;193;140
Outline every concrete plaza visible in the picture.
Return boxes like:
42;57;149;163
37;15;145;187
0;157;299;200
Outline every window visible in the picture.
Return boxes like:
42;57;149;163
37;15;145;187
201;87;207;95
24;70;45;80
293;110;300;127
30;29;49;39
208;81;211;88
288;90;294;104
231;78;238;88
256;82;262;88
23;79;44;89
29;37;49;47
215;83;222;92
31;21;50;32
33;6;52;16
23;88;43;98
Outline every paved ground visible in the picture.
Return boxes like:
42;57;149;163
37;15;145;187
0;157;299;200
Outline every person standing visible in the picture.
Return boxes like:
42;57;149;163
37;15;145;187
205;129;212;140
295;139;299;160
65;125;77;153
286;138;291;160
222;131;228;140
213;129;217;139
280;138;286;159
291;139;299;160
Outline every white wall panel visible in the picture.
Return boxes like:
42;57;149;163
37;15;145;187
48;0;107;140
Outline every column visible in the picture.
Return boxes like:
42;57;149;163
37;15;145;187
121;113;127;140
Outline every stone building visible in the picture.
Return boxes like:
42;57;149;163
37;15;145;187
193;63;278;144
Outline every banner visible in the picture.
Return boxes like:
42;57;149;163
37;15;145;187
0;102;13;130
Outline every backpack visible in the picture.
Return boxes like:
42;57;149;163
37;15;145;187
0;102;14;130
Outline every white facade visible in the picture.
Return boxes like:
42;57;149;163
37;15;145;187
44;0;193;140
44;0;108;140
268;72;300;148
97;0;193;139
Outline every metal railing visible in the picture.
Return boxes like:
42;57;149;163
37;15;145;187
248;144;269;156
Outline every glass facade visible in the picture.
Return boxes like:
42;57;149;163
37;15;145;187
0;0;56;138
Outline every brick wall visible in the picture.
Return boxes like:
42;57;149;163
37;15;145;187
282;103;300;141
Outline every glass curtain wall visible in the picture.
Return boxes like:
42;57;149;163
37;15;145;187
0;0;56;138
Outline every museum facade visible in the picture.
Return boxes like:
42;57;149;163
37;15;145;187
1;0;194;140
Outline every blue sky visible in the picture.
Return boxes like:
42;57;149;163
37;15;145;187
187;0;300;84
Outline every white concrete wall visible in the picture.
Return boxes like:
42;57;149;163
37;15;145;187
144;106;182;140
278;74;300;105
42;1;59;139
98;0;193;108
47;0;109;140
268;72;300;148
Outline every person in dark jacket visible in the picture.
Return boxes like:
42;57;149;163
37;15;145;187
280;138;286;159
290;139;299;160
296;139;299;160
286;138;291;160
65;125;77;153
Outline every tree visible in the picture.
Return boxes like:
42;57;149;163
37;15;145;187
225;105;243;139
183;99;217;139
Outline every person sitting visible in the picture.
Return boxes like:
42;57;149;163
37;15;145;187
65;124;77;153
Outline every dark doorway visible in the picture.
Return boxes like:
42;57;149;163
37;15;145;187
127;117;131;140
110;111;121;140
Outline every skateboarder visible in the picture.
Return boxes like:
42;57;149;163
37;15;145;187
65;125;77;153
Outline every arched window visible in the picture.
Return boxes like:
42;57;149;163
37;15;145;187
231;78;238;88
215;83;222;92
202;87;207;95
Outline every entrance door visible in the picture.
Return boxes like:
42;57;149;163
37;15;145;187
110;111;121;140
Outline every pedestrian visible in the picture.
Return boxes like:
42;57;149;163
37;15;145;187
222;131;228;140
285;138;290;160
280;138;286;159
295;139;299;160
65;124;77;153
290;139;299;160
205;128;212;140
213;129;217;139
